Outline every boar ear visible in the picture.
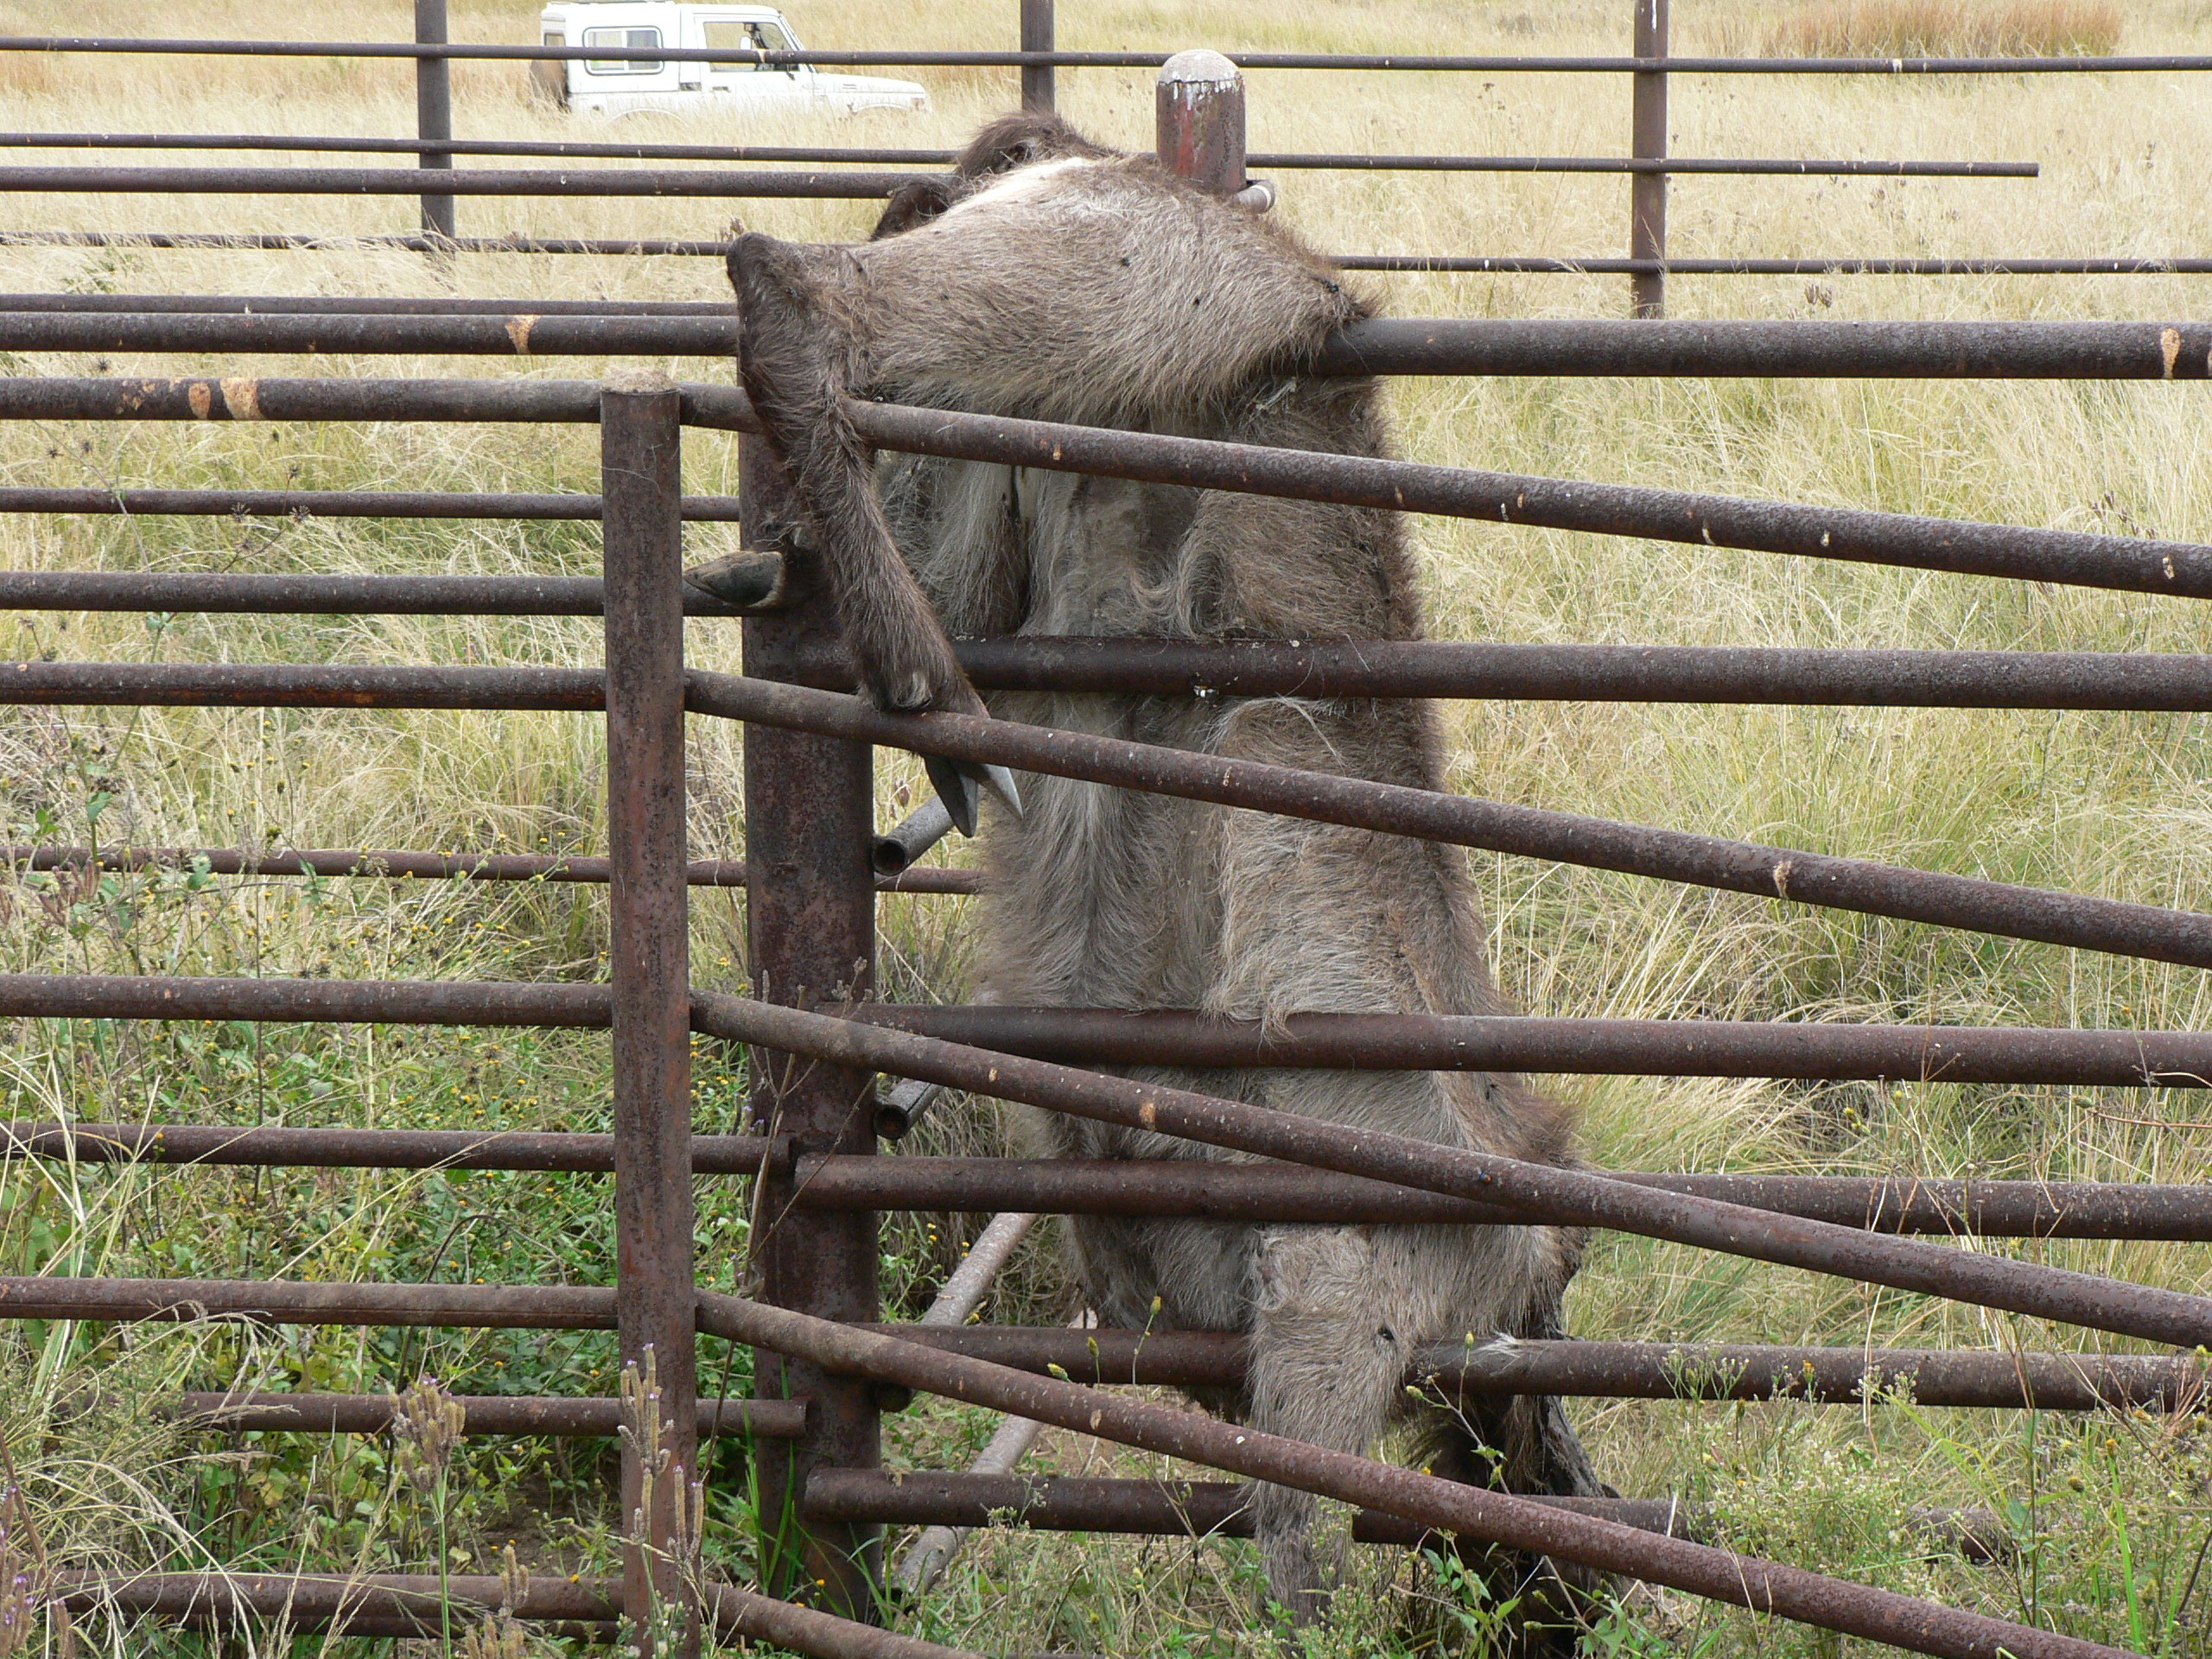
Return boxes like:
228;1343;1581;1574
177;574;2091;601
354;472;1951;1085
953;109;1118;177
871;176;958;240
728;232;1019;834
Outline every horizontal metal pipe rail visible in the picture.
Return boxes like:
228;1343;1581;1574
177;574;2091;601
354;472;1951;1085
807;1467;1709;1548
54;1572;974;1659
1306;315;2212;377
692;990;2212;1350
30;315;2212;379
693;671;2212;971
852;1003;2212;1084
10;970;2212;1084
0;972;610;1027
67;963;2212;1094
804;1470;2012;1561
1275;153;2037;176
3;135;968;165
0;374;610;423
55;1573;622;1637
0;593;2202;713
1350;255;2212;276
0;660;607;709
167;1390;802;1436
1417;1338;2209;1411
928;639;2212;709
85;1611;614;1643
0;308;747;354
18;616;2212;715
0;1275;614;1326
2;846;976;893
0;565;762;608
0;290;729;315
699;1289;2126;1659
818;394;2212;601
131;1619;533;1650
6;1121;2206;1239
0;137;2039;176
0;1120;780;1173
0;231;743;255
13;314;2212;382
793;1155;2212;1240
17;232;2180;271
12;600;2212;713
4;37;2209;73
0;164;917;198
863;1325;2212;1411
3;547;780;610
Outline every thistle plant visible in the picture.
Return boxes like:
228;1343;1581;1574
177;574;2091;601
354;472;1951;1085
619;1347;704;1657
455;1542;531;1659
0;1500;36;1659
391;1376;467;1494
392;1377;468;1649
456;1617;527;1659
0;1422;54;1659
454;1542;531;1659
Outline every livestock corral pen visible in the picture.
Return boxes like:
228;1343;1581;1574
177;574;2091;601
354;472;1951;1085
1;0;2211;1655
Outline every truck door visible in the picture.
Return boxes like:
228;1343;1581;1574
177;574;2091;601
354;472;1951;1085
532;21;569;107
695;15;813;112
575;20;677;113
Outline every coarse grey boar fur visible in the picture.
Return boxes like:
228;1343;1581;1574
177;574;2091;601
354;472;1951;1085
729;111;1609;1641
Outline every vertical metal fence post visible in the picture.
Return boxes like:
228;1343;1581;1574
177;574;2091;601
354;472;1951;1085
601;374;698;1658
1630;0;1669;319
415;0;456;241
1156;49;1247;198
740;435;883;1620
1020;0;1056;112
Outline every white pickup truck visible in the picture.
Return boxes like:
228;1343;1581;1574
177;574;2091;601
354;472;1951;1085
533;3;929;118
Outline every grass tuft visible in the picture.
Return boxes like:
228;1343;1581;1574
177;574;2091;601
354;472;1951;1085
1758;0;2124;58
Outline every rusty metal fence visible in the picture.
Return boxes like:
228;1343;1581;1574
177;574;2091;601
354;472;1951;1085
12;0;2212;312
0;35;2210;1659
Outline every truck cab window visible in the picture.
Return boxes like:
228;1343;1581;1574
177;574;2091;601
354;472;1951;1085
582;26;662;74
702;21;755;70
712;20;791;72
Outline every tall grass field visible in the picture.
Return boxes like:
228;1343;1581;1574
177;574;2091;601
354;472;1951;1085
3;0;2212;1652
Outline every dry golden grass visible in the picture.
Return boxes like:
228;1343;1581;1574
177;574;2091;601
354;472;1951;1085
1758;0;2125;57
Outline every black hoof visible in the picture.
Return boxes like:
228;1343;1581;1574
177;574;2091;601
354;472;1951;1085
923;755;1021;836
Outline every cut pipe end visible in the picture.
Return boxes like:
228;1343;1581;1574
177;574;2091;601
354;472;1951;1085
1158;48;1239;88
873;793;955;877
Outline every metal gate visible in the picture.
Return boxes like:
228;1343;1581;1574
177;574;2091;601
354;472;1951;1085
0;18;2209;1659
